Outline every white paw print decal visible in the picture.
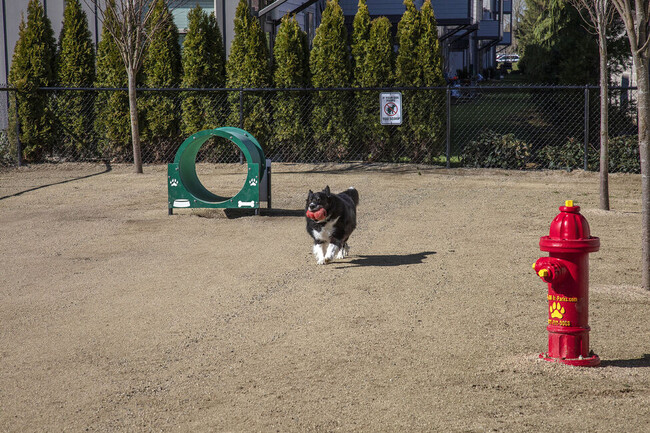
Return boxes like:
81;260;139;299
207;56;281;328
249;178;258;187
169;178;178;187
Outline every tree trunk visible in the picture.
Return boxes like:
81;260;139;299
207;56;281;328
599;33;610;210
127;68;143;174
635;57;650;289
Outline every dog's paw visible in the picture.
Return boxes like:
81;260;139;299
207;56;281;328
325;244;340;262
336;244;350;259
316;257;329;265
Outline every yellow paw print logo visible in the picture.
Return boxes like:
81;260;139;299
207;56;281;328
550;302;565;319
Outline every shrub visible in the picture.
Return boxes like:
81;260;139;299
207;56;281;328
56;0;96;157
462;130;531;169
226;0;271;149
142;0;182;162
8;0;57;162
94;4;133;160
351;0;371;160
395;0;445;162
356;16;394;161
272;15;311;160
541;137;591;171
181;5;226;137
412;0;445;159
609;135;640;173
310;0;351;159
543;135;640;173
395;0;420;88
351;0;371;88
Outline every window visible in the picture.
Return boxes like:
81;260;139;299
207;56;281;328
169;0;215;32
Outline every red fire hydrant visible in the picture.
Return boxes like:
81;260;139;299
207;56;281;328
533;200;600;366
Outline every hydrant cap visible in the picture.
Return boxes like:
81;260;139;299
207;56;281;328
539;200;600;252
550;200;590;240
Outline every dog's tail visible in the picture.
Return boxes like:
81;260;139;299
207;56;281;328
342;187;359;205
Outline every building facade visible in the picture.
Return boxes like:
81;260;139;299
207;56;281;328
339;0;512;79
0;1;326;86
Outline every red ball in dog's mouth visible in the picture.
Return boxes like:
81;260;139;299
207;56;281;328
306;208;327;221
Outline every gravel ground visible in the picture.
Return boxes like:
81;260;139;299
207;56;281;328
1;162;648;432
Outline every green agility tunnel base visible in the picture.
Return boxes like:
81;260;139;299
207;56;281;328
167;127;271;215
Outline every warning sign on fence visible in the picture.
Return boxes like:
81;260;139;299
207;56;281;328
380;92;402;125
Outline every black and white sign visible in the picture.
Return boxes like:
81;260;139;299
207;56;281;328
380;92;402;125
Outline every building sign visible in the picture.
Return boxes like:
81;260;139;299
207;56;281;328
380;92;402;125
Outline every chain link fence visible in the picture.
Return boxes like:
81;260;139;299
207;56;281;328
0;84;640;172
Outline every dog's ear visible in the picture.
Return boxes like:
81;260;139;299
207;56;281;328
324;186;330;196
308;189;313;196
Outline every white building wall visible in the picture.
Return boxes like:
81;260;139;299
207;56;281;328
1;0;101;85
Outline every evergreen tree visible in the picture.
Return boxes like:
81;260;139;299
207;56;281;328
207;12;227;84
517;0;599;84
56;0;95;157
363;17;394;88
357;16;394;160
273;16;310;90
94;8;132;160
418;1;445;88
395;0;445;162
412;0;445;160
310;0;351;158
272;15;310;160
226;0;271;148
350;0;371;160
142;0;182;162
351;0;371;87
395;0;421;162
395;0;420;88
181;5;226;137
8;0;56;162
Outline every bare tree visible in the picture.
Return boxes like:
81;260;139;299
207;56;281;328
611;0;650;289
86;0;169;173
568;0;614;211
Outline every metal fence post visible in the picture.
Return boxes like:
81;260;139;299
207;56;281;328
584;85;589;171
446;87;451;169
239;89;244;164
13;92;22;167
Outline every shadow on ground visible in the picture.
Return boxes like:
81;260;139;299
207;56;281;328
0;161;111;201
336;251;436;268
601;354;650;368
223;208;304;219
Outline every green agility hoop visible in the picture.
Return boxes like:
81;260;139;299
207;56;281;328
167;127;271;214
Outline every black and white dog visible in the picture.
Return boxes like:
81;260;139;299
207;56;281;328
305;186;359;265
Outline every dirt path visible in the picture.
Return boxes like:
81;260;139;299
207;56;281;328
1;163;648;432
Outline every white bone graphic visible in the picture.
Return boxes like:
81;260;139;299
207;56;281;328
238;200;255;208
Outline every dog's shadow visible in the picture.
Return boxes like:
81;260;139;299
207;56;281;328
337;251;436;268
